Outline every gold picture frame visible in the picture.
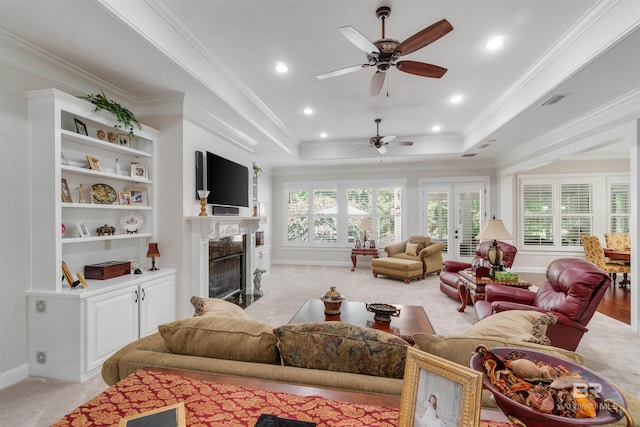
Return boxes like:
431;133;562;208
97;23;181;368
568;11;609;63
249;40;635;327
86;155;102;171
119;402;186;427
61;178;73;203
398;347;482;427
118;191;132;205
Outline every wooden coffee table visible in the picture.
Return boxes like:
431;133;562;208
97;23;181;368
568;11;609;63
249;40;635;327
457;269;531;312
288;299;435;344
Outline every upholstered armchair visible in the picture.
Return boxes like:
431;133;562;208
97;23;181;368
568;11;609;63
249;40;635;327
604;233;630;251
474;258;611;351
581;235;630;285
439;241;517;303
384;236;445;278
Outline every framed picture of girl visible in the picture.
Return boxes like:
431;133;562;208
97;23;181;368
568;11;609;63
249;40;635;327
398;347;482;427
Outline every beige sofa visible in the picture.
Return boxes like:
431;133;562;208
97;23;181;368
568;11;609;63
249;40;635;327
102;300;638;424
383;235;445;277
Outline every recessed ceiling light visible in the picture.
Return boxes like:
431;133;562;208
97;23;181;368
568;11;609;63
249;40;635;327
450;94;464;104
485;37;504;51
320;132;327;138
275;63;288;73
303;107;313;115
431;125;442;132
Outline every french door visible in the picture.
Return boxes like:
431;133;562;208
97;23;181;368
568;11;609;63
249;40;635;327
422;180;487;263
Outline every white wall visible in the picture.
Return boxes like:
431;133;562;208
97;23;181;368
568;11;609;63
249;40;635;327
0;82;31;385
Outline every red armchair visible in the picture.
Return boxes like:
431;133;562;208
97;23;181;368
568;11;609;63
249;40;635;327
439;241;517;303
474;258;611;351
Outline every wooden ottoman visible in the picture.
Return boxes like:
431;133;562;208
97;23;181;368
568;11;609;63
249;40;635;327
371;257;423;284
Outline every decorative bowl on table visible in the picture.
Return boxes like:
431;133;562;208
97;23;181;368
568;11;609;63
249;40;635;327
470;346;630;427
365;303;401;322
320;286;345;315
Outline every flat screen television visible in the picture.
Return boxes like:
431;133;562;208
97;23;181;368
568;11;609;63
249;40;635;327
205;151;249;208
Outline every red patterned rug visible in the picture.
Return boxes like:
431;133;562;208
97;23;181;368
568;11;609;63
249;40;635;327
52;369;514;426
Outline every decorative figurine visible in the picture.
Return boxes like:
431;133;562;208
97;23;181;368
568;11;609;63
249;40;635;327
75;183;85;203
253;268;266;296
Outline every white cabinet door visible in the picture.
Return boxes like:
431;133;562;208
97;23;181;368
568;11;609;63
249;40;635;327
139;275;176;337
85;287;138;373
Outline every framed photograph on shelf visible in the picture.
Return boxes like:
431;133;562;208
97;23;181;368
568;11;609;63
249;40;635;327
397;347;482;427
125;186;148;206
77;223;90;238
131;162;148;179
61;178;73;203
74;118;88;136
86;155;102;171
118;191;132;206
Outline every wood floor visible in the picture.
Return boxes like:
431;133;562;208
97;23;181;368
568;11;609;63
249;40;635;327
519;272;631;325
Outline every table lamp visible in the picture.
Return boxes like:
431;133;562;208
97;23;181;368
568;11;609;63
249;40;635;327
360;218;372;242
197;190;210;216
147;242;160;271
476;217;513;278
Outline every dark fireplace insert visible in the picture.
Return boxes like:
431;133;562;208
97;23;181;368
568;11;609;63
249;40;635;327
209;235;246;300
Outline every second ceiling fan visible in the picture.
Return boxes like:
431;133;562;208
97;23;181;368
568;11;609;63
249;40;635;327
357;118;413;154
316;6;453;96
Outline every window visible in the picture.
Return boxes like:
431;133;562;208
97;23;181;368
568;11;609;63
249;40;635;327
520;178;593;249
609;182;630;233
426;192;448;250
285;181;405;247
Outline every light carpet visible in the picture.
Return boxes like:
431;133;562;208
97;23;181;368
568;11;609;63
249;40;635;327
1;264;637;426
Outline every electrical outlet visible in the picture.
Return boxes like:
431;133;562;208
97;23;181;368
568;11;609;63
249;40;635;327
35;300;46;313
36;351;46;364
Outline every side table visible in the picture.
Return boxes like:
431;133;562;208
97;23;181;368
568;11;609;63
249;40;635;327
350;247;379;271
457;269;530;312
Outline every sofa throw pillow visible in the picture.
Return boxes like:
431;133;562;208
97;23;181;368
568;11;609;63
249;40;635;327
190;296;250;319
413;334;586;368
460;310;557;345
405;242;419;256
409;237;429;253
159;316;279;364
274;322;409;379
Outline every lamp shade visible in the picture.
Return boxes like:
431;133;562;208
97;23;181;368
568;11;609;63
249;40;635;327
197;190;210;199
359;218;372;231
476;219;513;241
146;242;160;258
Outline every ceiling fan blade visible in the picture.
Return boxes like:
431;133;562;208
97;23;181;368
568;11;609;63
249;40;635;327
370;71;386;96
338;26;380;54
316;64;368;80
396;61;447;78
391;141;414;146
395;19;453;56
381;134;396;143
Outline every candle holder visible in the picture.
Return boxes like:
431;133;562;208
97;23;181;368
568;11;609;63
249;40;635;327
197;190;210;216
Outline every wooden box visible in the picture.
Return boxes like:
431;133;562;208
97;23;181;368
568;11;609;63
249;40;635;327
84;261;131;280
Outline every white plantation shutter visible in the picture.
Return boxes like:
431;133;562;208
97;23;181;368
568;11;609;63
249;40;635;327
561;183;592;246
376;187;402;247
426;191;448;251
522;184;554;246
313;189;338;243
347;188;372;242
458;191;480;257
609;183;630;233
285;189;309;243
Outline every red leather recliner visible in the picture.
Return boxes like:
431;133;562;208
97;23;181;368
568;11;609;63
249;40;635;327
439;241;518;303
474;258;611;351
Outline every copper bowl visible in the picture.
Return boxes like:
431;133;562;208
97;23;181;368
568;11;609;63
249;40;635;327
470;346;630;427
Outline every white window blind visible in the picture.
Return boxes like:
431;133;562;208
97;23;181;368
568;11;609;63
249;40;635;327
313;189;338;243
347;188;372;242
426;192;448;251
560;183;592;246
285;189;309;243
376;187;403;247
522;184;554;246
610;182;630;233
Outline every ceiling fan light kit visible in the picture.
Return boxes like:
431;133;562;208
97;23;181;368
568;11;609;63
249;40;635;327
317;6;453;96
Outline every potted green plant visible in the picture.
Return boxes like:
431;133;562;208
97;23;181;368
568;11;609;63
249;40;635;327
253;162;262;178
81;90;141;137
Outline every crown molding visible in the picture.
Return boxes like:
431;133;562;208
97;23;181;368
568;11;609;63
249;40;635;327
464;0;640;150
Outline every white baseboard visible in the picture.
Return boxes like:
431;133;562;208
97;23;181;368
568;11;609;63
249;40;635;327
0;363;30;390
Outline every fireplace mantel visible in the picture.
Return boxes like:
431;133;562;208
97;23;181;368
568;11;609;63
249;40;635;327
185;216;261;241
186;216;262;302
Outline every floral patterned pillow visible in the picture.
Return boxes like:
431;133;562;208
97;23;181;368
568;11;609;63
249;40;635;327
274;322;409;379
